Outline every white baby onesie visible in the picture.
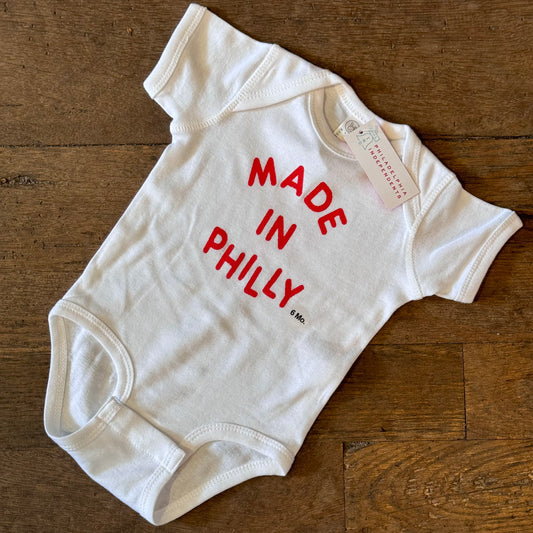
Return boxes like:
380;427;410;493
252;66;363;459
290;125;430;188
44;3;523;525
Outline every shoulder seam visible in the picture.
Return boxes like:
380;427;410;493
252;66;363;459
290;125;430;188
405;171;456;300
170;44;280;134
244;70;333;100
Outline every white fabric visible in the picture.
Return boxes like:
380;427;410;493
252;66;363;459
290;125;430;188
44;3;522;525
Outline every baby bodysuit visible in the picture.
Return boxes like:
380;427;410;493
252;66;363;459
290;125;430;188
43;3;523;525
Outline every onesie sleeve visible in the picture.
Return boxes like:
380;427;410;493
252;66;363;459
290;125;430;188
408;138;522;303
143;3;272;126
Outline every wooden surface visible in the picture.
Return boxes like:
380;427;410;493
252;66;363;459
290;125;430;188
1;1;531;531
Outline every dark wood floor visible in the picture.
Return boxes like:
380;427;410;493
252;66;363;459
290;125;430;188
2;1;532;531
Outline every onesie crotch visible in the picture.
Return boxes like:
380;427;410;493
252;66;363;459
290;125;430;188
149;422;296;525
57;396;187;526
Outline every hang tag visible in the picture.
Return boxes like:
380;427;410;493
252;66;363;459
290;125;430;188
342;118;419;210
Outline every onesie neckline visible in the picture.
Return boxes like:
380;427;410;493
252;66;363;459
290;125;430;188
308;80;422;218
309;83;372;159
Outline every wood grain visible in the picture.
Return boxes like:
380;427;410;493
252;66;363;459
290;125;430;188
3;438;345;533
344;440;533;532
1;142;529;350
465;343;533;439
374;235;532;344
311;344;465;440
1;0;531;531
1;1;531;146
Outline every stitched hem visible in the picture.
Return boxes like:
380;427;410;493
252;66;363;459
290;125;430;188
148;422;295;524
44;300;134;449
184;422;295;462
153;457;292;525
169;43;281;133
456;211;522;303
143;4;206;98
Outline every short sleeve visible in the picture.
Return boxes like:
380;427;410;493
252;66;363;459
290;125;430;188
408;142;522;304
143;4;271;125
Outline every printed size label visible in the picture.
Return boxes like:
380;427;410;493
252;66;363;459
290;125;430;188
334;118;360;141
342;118;419;209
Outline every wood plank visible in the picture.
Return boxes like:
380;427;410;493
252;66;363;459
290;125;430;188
180;437;345;532
311;344;465;440
1;141;529;349
2;1;531;531
1;349;50;449
425;138;533;183
0;145;160;348
465;343;533;439
2;438;345;532
0;144;159;267
1;1;531;146
264;1;533;138
374;222;532;344
426;138;532;215
344;440;533;532
0;1;173;146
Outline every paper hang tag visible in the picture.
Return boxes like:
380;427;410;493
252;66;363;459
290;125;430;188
341;118;419;210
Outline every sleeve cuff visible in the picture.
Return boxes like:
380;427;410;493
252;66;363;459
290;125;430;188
456;211;523;303
143;3;206;99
